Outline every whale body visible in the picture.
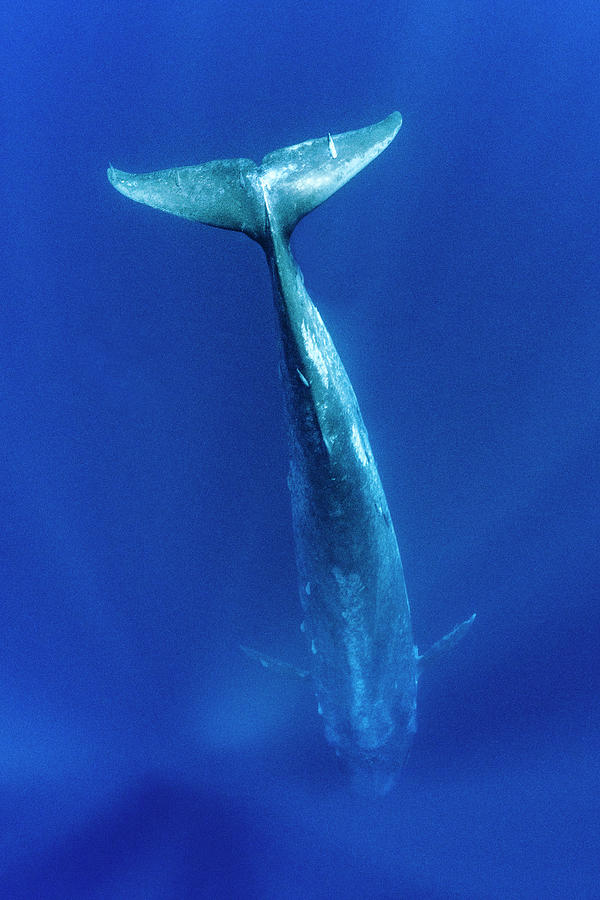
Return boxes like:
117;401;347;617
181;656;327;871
108;112;474;793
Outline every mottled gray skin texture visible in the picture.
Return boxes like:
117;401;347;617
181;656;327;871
108;112;473;793
265;222;416;786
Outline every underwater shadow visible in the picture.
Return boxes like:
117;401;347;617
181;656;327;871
0;773;259;899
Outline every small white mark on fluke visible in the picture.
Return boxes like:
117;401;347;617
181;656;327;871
327;132;338;159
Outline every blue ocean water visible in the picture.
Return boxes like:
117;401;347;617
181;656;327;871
2;0;599;896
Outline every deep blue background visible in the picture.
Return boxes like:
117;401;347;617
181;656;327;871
2;1;599;896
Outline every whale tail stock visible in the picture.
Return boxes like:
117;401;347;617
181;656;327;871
107;111;402;245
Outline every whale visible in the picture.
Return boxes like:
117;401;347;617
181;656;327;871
108;112;475;794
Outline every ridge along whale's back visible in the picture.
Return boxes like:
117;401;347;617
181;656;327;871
107;112;402;244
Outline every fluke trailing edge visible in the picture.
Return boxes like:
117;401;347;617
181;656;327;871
108;112;475;794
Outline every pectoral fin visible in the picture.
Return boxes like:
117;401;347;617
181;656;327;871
240;645;310;679
417;613;476;674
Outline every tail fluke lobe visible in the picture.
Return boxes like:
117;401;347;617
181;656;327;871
107;111;402;244
107;158;266;242
258;110;402;237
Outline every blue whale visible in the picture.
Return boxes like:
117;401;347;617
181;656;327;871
108;112;474;793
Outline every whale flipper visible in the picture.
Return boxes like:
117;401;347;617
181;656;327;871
107;111;402;245
240;645;310;679
417;613;476;673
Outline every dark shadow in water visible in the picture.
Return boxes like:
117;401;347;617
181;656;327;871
0;774;259;900
0;764;453;899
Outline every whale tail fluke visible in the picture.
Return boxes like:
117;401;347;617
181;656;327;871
107;111;402;245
